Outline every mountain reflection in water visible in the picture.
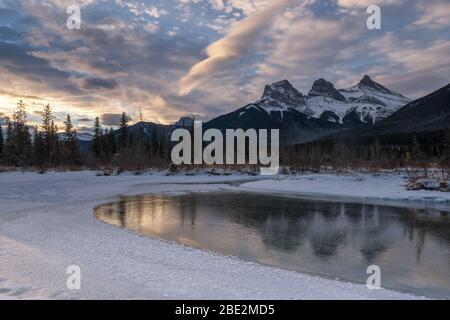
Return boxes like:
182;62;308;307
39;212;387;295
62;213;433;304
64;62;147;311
95;192;450;298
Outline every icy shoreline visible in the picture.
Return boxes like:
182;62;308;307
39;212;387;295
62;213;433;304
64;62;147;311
238;173;450;210
0;171;439;300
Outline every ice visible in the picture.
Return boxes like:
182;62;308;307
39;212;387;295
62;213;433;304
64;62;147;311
0;171;432;299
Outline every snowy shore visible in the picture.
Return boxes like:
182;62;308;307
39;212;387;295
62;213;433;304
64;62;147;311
239;173;450;208
1;171;443;300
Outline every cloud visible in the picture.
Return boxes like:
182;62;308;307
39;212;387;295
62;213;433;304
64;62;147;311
45;0;96;7
0;26;21;43
82;78;118;90
207;0;272;16
368;33;450;97
33;110;44;117
0;42;77;92
249;7;366;94
100;113;123;126
410;2;450;30
179;0;295;95
337;0;402;8
0;0;448;127
77;117;93;122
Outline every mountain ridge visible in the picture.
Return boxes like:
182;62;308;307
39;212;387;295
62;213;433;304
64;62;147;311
204;75;411;144
321;83;450;140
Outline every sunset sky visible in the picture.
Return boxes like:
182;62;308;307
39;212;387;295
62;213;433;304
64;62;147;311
0;0;449;132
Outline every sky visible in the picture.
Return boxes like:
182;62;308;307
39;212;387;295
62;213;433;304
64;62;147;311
0;0;449;131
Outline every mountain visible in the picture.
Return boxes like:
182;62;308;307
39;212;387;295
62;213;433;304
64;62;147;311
204;75;410;144
76;132;94;141
324;83;450;139
72;76;413;147
75;119;182;154
58;131;93;154
124;121;172;141
260;80;306;110
298;75;411;126
366;83;450;136
379;83;450;132
205;81;341;144
174;116;194;128
308;78;346;101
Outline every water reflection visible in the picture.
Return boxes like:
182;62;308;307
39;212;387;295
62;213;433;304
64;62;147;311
95;192;450;298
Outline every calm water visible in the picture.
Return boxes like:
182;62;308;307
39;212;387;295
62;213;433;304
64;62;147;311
94;192;450;298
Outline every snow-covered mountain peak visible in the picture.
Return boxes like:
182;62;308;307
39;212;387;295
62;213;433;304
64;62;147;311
234;75;411;128
356;75;406;98
300;75;411;125
257;80;306;112
335;76;411;123
308;78;346;102
359;74;376;86
262;80;304;101
262;80;303;98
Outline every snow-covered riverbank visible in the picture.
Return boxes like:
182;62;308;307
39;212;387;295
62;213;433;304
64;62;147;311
1;171;442;300
239;173;450;207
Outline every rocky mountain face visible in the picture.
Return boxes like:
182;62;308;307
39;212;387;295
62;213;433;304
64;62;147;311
308;78;346;102
296;75;411;126
204;80;338;145
325;83;450;140
366;83;450;136
234;76;410;128
204;102;341;145
205;75;411;144
260;80;306;110
77;76;437;149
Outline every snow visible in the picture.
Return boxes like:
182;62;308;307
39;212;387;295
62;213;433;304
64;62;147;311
298;83;411;124
0;171;433;300
255;79;411;125
239;173;450;206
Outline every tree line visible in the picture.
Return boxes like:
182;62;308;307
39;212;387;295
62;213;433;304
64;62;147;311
1;100;450;174
87;112;171;171
280;130;450;174
0;101;80;169
0;100;171;171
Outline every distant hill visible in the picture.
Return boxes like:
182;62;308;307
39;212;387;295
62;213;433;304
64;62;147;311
204;102;341;145
76;119;190;154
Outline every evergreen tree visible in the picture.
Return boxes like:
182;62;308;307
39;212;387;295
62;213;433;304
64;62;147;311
411;135;425;162
119;112;129;150
51;121;61;165
64;114;74;141
5;120;14;164
0;124;3;161
92;117;103;159
107;128;117;157
159;129;167;160
444;129;450;158
12;100;32;166
151;126;159;155
441;129;450;167
33;126;46;168
63;114;80;164
41;104;54;161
